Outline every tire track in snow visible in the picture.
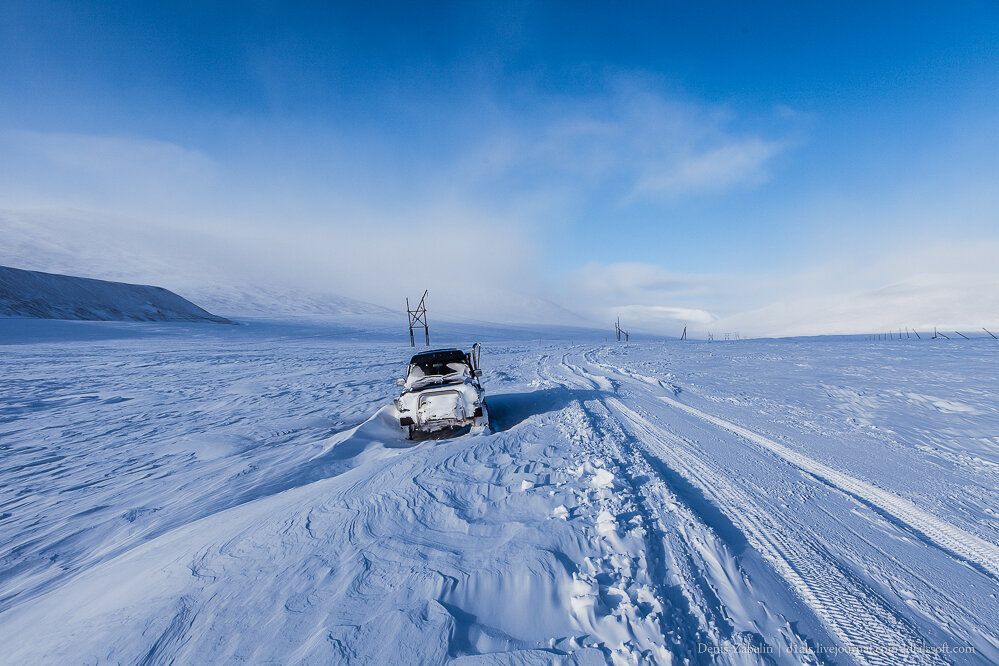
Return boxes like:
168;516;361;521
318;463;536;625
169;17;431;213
560;356;614;393
542;355;720;662
577;399;825;662
654;389;999;583
603;395;944;666
549;355;827;662
592;358;999;583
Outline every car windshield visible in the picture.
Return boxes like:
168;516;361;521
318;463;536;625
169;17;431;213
408;360;469;386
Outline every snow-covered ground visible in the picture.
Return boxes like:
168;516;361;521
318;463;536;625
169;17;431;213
0;265;231;323
1;320;997;664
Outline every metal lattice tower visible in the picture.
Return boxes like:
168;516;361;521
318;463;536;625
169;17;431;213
407;290;429;347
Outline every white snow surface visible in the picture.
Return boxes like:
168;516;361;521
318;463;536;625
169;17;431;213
1;320;998;665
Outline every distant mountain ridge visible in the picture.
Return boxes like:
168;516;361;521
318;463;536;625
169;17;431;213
0;265;232;323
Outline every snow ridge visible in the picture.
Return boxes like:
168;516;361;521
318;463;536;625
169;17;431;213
0;265;231;323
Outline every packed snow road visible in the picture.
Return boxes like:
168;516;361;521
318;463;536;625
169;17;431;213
1;321;997;664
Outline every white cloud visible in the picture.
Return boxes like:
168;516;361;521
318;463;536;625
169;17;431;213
6;205;998;336
460;78;792;206
631;137;784;199
712;243;999;337
567;262;710;300
0;130;217;213
0;203;548;324
619;304;717;326
557;236;999;338
0;81;792;325
7;86;993;337
559;262;722;333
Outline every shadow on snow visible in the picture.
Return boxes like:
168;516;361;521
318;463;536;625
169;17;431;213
487;387;605;432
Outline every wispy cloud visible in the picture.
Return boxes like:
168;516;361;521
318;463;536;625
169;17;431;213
0;130;217;212
9;83;994;337
559;261;722;330
619;304;718;327
0;79;794;325
711;241;999;336
567;261;712;300
461;78;792;207
630;137;784;199
555;233;999;337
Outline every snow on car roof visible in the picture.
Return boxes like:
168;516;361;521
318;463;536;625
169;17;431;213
410;348;466;365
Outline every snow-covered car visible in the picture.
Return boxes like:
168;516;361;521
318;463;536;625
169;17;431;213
394;345;488;438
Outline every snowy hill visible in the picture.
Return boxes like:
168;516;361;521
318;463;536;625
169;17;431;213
184;283;396;319
0;265;231;323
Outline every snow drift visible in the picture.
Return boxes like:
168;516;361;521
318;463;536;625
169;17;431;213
0;265;231;323
2;320;997;664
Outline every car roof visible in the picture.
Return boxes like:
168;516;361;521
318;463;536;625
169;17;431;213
410;348;467;365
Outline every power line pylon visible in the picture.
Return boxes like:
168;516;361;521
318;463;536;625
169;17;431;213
407;290;429;347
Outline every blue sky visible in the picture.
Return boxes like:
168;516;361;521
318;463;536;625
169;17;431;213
2;2;998;334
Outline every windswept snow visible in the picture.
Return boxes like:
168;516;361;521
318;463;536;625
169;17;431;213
1;320;997;664
0;265;231;323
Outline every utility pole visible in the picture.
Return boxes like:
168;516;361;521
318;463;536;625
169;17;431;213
406;290;429;347
680;325;687;341
615;317;629;342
